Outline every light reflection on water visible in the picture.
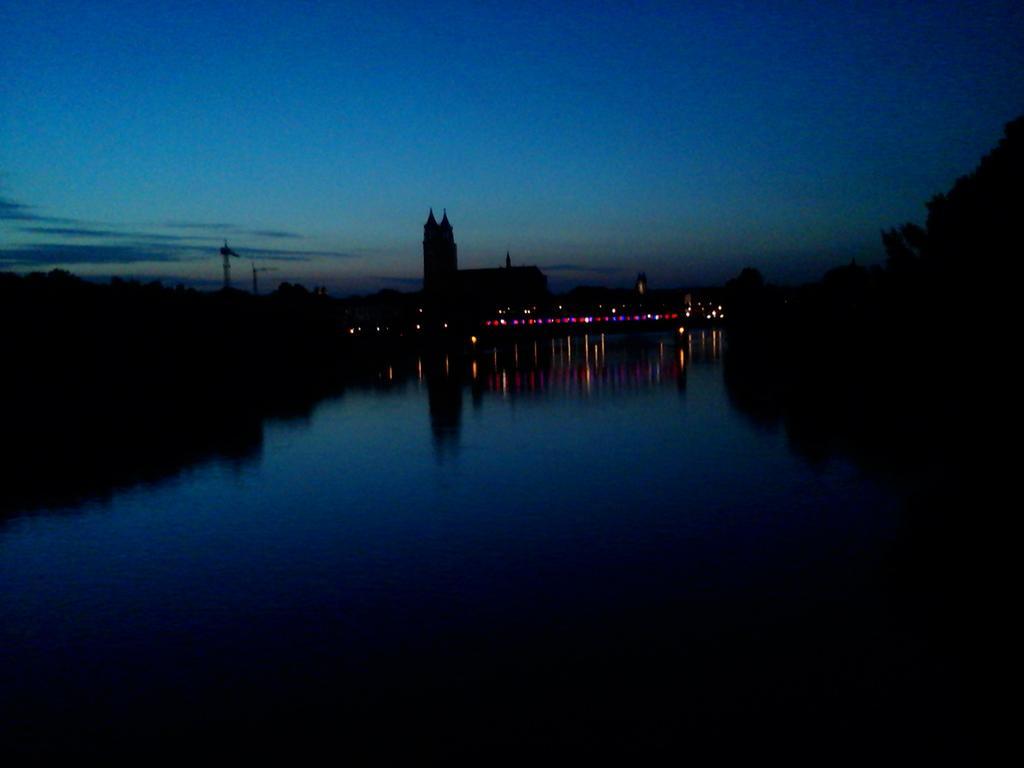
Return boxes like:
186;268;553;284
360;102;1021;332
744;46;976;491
0;330;961;756
414;331;718;454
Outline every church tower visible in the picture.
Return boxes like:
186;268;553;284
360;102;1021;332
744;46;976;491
635;271;648;297
423;208;458;293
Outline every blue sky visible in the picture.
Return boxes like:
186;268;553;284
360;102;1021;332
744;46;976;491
2;1;1022;293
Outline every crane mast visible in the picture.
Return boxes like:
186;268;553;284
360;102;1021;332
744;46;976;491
219;240;240;289
251;263;278;295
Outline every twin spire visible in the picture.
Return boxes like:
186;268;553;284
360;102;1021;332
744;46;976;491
425;207;451;231
425;209;514;268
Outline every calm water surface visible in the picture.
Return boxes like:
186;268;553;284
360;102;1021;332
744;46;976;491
1;331;964;756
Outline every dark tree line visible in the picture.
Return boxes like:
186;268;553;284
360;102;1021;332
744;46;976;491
0;272;349;514
719;121;1022;709
882;115;1022;281
722;114;1023;472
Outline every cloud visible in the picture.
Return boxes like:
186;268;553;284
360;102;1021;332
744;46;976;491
3;195;305;240
2;193;348;267
0;195;74;224
20;225;218;243
163;221;236;231
0;196;32;220
541;263;622;275
0;241;360;267
248;230;303;240
19;225;124;237
0;243;198;266
164;221;305;239
233;246;357;260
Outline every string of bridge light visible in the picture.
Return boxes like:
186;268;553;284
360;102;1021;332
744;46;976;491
482;312;681;327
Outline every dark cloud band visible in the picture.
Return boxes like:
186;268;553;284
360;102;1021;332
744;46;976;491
0;242;358;267
0;196;74;224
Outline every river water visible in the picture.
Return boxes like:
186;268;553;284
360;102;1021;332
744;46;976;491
0;331;967;758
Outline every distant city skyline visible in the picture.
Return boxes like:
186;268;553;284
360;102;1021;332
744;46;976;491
2;1;1022;293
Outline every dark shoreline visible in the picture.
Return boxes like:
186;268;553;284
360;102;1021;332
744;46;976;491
2;275;983;759
0;263;965;518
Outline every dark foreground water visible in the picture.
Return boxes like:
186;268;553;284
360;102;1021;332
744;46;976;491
1;331;968;759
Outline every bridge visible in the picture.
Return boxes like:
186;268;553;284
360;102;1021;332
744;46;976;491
478;311;688;339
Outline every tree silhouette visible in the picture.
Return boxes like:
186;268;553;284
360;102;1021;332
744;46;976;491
883;114;1023;280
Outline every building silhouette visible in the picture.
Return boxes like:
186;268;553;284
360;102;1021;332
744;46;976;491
422;209;548;314
423;208;458;293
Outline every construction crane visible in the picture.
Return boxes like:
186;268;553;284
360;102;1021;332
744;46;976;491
219;240;240;289
251;263;278;295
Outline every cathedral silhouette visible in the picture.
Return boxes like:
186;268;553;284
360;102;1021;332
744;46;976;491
422;208;547;311
422;208;458;293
